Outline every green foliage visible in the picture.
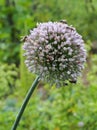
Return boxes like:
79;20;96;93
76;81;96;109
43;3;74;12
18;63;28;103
0;63;19;97
20;45;36;93
0;97;18;130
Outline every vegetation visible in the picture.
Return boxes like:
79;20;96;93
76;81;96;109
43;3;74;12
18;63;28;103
0;0;97;130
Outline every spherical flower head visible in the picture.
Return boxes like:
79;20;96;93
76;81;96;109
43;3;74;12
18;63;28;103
23;21;86;87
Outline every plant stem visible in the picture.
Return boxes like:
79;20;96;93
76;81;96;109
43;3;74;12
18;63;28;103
11;75;40;130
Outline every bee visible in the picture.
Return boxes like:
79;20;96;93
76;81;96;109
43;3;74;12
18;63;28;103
60;20;67;24
21;36;28;42
69;80;77;84
64;82;68;86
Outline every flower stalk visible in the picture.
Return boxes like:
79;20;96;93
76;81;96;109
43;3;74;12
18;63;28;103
11;75;40;130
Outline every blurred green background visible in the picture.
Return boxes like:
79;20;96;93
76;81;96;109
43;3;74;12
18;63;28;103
0;0;97;130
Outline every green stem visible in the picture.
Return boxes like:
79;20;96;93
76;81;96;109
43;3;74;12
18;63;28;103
11;75;40;130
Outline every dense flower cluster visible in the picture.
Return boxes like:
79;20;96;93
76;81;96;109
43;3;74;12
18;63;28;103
23;21;86;87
